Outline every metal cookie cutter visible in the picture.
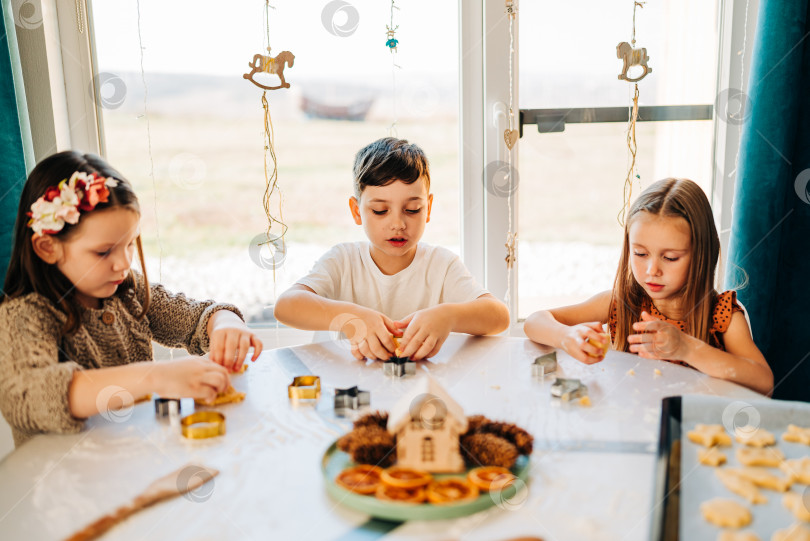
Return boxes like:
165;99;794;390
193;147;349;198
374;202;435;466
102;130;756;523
383;356;416;377
551;378;589;401
288;375;321;401
181;411;226;439
334;386;371;411
532;352;558;377
155;397;181;418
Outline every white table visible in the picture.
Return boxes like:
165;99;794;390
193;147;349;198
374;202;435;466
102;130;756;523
0;334;763;541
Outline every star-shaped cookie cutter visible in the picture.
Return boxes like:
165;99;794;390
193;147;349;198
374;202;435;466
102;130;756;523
550;378;588;401
288;375;321;401
383;356;416;377
334;386;371;411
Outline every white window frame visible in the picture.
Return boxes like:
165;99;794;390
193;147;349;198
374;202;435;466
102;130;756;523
14;0;756;317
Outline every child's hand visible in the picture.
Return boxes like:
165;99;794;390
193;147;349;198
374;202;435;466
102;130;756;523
394;306;453;361
561;322;610;364
154;358;230;404
209;312;263;372
628;311;691;360
341;307;399;361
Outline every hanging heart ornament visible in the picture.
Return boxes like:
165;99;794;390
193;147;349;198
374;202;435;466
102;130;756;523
504;129;518;150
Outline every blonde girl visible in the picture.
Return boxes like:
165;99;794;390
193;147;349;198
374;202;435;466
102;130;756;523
524;178;772;395
0;151;262;446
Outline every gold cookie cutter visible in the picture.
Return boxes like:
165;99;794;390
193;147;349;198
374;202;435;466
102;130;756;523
181;411;226;439
288;375;321;401
532;352;558;377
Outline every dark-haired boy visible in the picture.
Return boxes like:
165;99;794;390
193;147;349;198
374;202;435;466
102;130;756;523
274;137;509;361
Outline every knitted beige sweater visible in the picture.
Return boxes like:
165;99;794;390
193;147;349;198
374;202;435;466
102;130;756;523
0;272;241;446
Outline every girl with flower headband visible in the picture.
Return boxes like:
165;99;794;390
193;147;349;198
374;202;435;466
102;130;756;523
524;178;773;395
0;151;263;446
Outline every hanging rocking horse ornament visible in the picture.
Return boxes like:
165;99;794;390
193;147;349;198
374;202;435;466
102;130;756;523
616;41;652;83
243;47;296;91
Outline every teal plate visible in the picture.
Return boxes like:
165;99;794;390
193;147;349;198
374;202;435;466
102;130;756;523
322;441;530;521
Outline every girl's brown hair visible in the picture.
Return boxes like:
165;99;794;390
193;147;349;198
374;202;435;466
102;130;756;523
1;151;150;333
611;178;719;351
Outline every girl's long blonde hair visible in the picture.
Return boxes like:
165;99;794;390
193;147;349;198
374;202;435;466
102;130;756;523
611;178;719;351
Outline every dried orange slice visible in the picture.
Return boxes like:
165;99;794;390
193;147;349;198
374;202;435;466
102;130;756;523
375;483;426;504
426;478;480;505
336;465;383;495
467;466;516;491
380;467;433;488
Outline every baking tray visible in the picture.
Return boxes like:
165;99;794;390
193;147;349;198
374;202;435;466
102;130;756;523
651;395;810;540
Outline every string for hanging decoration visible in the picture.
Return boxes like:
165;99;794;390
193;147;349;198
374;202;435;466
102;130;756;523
616;1;652;226
242;1;293;262
503;0;518;309
387;0;400;136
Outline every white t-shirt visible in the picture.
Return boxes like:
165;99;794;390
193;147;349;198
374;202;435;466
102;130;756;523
297;242;489;321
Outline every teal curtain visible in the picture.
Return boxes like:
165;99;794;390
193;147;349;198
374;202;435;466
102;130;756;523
726;0;810;400
0;6;27;286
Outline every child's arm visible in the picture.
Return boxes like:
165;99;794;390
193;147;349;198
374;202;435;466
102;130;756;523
629;311;773;395
135;272;261;372
395;294;509;360
274;284;398;361
68;358;230;418
524;290;613;363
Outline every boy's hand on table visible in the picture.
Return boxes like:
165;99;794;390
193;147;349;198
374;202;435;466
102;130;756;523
561;322;609;364
209;311;264;372
628;311;691;361
394;306;453;360
154;358;230;404
343;307;399;361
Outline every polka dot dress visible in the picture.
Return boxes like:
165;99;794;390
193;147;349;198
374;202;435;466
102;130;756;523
608;291;744;366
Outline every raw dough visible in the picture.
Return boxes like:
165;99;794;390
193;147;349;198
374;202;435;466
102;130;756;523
715;469;767;504
701;498;752;528
726;467;792;492
736;426;776;447
688;424;733;447
772;524;810;541
781;458;810;485
718;531;761;541
783;492;810;522
737;446;785;467
784;425;810;446
195;384;246;406
699;447;727;466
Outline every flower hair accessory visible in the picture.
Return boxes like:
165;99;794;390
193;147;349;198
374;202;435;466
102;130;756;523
27;171;119;236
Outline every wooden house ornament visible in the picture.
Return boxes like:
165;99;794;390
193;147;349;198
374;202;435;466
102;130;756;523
387;377;468;473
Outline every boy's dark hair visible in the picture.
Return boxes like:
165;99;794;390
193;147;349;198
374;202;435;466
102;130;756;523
1;150;150;334
352;137;430;197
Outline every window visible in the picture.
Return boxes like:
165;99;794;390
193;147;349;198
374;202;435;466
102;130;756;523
517;0;720;318
89;0;459;323
421;436;434;462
